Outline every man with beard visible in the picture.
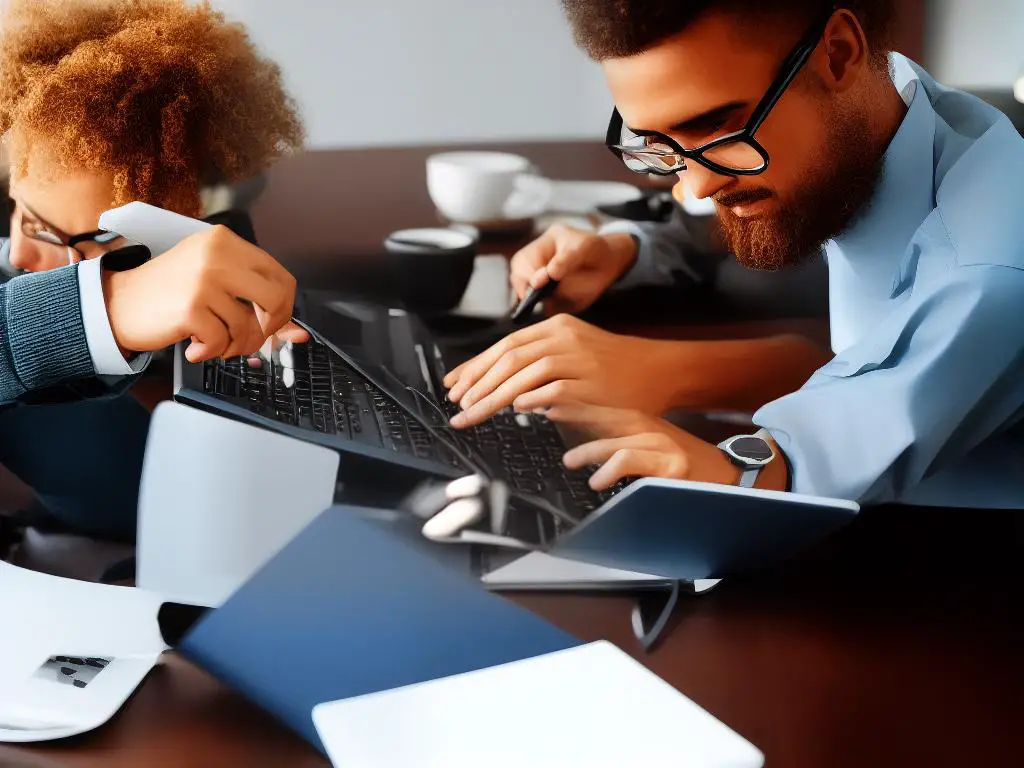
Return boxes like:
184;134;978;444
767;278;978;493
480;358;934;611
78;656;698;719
443;1;1024;505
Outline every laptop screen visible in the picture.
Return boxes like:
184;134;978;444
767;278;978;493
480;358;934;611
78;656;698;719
301;294;446;425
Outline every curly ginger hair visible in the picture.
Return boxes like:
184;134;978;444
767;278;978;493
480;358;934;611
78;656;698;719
0;0;304;216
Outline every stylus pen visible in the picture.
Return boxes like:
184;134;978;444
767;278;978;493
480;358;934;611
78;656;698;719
509;279;559;323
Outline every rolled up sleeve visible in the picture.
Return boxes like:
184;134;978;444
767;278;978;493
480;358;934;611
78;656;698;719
753;265;1024;503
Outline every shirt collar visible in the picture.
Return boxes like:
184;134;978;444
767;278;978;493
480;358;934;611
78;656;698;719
831;73;936;266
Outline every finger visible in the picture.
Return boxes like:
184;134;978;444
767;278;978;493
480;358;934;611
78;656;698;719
563;432;672;469
527;264;555;291
511;243;555;299
196;227;295;303
443;360;469;389
544;246;583;283
542;226;594;282
272;321;310;344
443;320;561;397
546;403;649;436
252;285;295;340
219;228;296;287
184;309;231;363
204;245;295;339
510;270;530;301
512;231;557;279
459;338;557;409
512;382;602;413
209;295;265;358
588;447;684;491
217;267;290;330
452;356;578;428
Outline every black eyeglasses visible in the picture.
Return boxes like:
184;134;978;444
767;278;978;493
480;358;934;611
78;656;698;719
607;5;837;177
11;197;124;269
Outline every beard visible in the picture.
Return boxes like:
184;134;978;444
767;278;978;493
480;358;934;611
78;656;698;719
714;108;885;271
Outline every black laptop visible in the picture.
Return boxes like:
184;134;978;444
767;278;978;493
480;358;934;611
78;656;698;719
173;291;628;547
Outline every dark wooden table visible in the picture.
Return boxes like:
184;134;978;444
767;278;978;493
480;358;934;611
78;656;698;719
247;141;671;282
5;142;1022;768
7;508;1023;768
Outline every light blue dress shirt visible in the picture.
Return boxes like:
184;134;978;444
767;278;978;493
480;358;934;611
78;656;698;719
607;55;1024;508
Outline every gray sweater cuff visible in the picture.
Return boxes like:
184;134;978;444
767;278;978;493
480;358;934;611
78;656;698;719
2;265;94;397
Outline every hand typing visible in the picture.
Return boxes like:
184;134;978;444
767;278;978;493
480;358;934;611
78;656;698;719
546;403;740;491
443;314;679;428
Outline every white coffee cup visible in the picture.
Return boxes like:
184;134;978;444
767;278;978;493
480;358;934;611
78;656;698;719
426;151;551;222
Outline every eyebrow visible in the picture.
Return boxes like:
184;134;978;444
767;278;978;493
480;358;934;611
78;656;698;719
666;101;749;135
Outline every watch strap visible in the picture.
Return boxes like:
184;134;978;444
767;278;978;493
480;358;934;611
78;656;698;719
738;467;761;488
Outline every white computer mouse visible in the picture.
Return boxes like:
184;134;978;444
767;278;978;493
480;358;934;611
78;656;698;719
421;497;484;541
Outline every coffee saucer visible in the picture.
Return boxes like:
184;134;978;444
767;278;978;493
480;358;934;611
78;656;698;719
436;212;536;236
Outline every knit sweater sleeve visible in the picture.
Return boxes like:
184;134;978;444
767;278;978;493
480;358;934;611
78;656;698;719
0;266;96;404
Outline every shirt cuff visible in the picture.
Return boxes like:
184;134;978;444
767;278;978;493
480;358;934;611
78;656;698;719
599;220;658;290
598;219;705;290
78;256;151;377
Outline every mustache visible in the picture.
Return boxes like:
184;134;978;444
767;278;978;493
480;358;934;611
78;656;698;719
714;188;774;208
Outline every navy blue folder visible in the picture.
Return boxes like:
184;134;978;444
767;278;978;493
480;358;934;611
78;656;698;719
177;506;580;753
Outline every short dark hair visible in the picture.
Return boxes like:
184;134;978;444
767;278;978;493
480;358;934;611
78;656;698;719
561;1;895;64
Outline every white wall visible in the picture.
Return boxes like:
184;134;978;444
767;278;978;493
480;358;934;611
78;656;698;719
210;0;611;149
925;0;1024;88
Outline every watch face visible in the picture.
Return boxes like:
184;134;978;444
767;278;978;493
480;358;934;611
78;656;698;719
729;436;773;462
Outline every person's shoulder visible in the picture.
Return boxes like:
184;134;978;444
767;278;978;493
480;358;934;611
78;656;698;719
903;209;1024;309
933;128;1024;271
921;80;1024;272
926;261;1024;319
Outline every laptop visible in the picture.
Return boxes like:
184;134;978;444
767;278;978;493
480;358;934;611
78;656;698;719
174;291;859;588
174;291;630;550
95;201;652;590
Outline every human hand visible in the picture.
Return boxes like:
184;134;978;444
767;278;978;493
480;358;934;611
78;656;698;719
443;314;677;428
102;225;300;362
509;224;637;315
545;402;740;491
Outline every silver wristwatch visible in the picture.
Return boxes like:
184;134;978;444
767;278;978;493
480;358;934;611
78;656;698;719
717;429;776;488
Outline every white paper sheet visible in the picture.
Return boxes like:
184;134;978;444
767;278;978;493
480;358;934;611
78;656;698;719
0;562;166;742
313;640;763;768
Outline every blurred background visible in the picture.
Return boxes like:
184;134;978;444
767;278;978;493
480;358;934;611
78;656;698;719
1;0;1021;276
211;0;1023;149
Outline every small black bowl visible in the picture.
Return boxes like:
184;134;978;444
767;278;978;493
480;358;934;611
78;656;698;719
384;228;477;314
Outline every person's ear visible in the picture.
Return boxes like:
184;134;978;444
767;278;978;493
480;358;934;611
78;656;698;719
812;9;870;94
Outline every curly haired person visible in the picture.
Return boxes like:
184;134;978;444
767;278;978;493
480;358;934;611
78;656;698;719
0;0;305;541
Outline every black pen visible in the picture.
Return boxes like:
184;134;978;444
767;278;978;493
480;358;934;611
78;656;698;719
509;279;559;323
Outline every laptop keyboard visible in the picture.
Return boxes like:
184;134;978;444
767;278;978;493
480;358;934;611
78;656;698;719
205;340;463;467
203;335;630;544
